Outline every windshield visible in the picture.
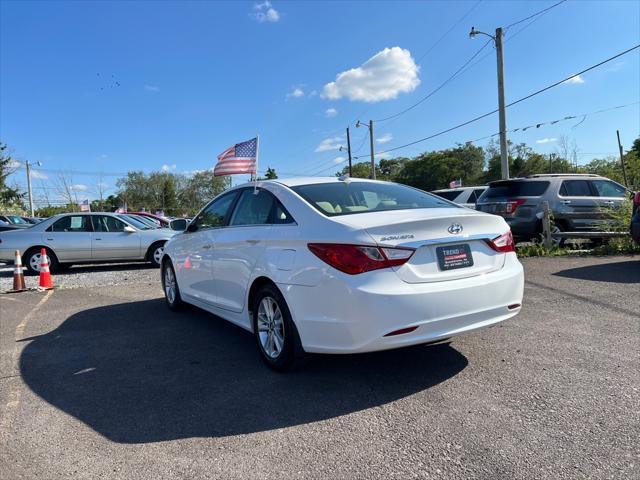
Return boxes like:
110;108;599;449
129;215;160;228
482;181;550;199
6;215;30;225
291;181;455;217
119;215;152;230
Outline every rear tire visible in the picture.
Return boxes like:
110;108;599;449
162;260;184;311
23;247;59;275
252;283;301;372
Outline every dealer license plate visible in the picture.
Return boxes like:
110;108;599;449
436;244;473;271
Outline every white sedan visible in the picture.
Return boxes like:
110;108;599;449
162;177;524;370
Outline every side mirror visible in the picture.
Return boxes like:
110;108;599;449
186;222;198;233
170;218;188;231
124;225;136;233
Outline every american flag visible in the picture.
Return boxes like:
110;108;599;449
214;137;258;176
449;179;462;189
79;199;91;212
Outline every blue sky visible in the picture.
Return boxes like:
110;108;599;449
1;0;639;201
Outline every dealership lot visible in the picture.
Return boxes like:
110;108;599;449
0;256;638;479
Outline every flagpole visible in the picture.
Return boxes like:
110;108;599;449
254;134;259;194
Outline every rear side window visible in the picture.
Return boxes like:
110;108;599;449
560;180;592;197
483;181;550;198
229;190;276;226
292;181;453;217
591;180;626;197
49;215;92;232
471;189;487;203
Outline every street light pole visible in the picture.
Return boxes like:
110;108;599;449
494;27;509;180
369;120;376;180
346;127;353;177
26;160;35;217
470;26;509;180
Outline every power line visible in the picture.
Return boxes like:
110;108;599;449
373;38;493;123
374;44;640;157
504;0;567;30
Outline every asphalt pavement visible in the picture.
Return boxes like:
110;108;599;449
0;256;638;479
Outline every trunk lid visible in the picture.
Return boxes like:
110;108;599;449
332;208;510;283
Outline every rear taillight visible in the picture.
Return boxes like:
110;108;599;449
308;243;415;275
633;192;640;206
485;231;516;253
505;199;525;215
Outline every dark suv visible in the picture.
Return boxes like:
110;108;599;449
476;174;630;240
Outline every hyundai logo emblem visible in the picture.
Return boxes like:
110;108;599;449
448;223;463;234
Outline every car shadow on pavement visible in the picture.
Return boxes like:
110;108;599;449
553;259;640;284
19;299;467;443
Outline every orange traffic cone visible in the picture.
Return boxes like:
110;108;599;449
38;248;54;290
9;250;27;293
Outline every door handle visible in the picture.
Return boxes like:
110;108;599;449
246;239;260;245
95;238;102;241
561;200;571;205
603;200;615;204
46;238;54;241
202;244;212;249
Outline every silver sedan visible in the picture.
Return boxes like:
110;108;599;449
0;212;179;273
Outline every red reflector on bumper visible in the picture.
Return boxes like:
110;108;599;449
508;303;521;310
384;326;418;337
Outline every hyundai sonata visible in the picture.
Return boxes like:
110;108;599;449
161;177;524;370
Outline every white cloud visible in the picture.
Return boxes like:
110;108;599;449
71;184;88;191
308;90;318;97
161;163;177;172
325;107;338;118
322;47;420;103
286;87;304;99
31;170;48;179
315;136;343;153
375;152;391;160
376;132;393;144
8;159;22;169
144;85;160;92
252;1;280;23
536;138;558;144
564;75;584;85
333;156;346;164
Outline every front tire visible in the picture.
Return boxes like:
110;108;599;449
252;283;300;371
148;241;166;267
162;260;184;311
23;247;59;275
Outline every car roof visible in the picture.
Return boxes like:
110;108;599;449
432;185;487;193
269;176;382;188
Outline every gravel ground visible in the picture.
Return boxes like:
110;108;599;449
0;261;160;292
1;255;638;479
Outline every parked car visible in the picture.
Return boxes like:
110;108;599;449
120;213;161;229
161;177;524;371
631;192;640;245
21;216;45;224
476;174;630;241
0;218;22;232
431;186;487;209
131;211;170;227
0;212;178;274
0;214;32;228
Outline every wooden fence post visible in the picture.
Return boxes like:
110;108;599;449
542;201;553;249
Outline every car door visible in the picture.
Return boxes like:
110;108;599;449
556;180;600;230
176;190;240;305
43;215;93;262
210;188;276;313
591;179;627;209
90;215;141;260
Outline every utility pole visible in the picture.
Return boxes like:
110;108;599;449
616;130;629;188
25;160;35;217
346;127;353;177
495;27;509;180
369;120;376;180
470;26;509;179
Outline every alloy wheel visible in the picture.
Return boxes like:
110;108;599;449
257;296;285;359
164;265;176;304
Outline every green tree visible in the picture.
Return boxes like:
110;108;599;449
264;167;278;179
178;170;228;214
0;143;24;209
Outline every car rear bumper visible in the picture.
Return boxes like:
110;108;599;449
280;253;524;354
0;248;16;262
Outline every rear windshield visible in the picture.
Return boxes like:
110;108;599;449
432;191;460;201
291;181;455;217
482;181;550;198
